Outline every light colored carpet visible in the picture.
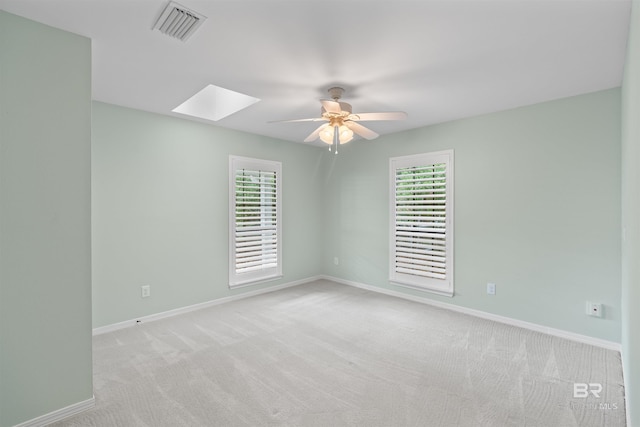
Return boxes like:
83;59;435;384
53;280;626;426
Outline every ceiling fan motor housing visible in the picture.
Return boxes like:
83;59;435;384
321;102;352;116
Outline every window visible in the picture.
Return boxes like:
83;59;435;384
229;156;282;288
390;150;454;296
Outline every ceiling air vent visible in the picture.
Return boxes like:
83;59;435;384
153;1;206;42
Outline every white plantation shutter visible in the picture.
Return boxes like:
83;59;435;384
390;151;454;296
229;156;282;287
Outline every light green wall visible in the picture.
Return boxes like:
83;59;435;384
0;11;93;427
92;102;323;328
621;0;640;424
321;89;621;343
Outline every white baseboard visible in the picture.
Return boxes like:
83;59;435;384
13;396;95;427
93;276;322;335
321;275;622;352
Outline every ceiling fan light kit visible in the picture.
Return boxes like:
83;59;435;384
271;87;407;154
320;125;353;145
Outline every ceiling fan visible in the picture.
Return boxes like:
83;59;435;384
271;87;407;153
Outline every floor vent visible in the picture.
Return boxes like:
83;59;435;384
153;1;206;42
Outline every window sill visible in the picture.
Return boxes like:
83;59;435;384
390;280;454;298
229;274;283;290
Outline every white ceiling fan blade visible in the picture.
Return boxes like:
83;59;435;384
345;121;379;140
268;117;326;123
321;99;342;114
304;123;329;142
348;111;407;121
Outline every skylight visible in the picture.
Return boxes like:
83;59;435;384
172;85;260;121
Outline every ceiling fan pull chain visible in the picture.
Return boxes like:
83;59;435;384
333;125;339;154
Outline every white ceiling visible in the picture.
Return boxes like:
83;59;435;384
0;0;631;145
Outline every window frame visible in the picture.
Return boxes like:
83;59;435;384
229;156;282;288
389;150;454;297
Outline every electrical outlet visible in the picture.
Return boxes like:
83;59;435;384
141;285;151;298
334;257;339;266
586;302;602;318
486;282;496;295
